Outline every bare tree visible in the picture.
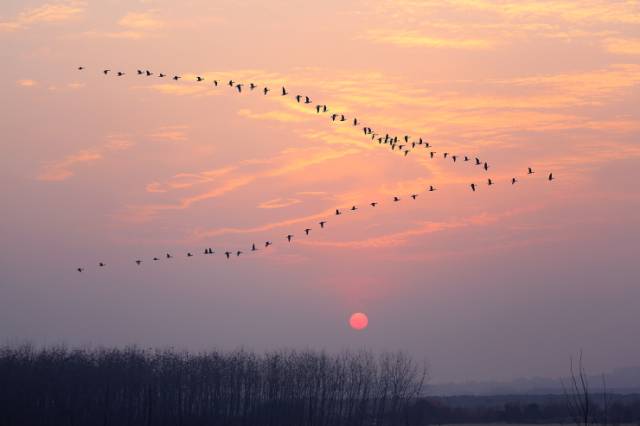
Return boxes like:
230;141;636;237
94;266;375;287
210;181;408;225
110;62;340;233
562;351;609;426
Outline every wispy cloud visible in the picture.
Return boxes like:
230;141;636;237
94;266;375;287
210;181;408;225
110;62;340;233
82;10;164;39
604;38;640;56
238;108;310;123
120;146;360;223
37;150;102;181
258;198;302;209
37;134;134;182
360;0;640;52
363;30;496;50
148;125;189;142
17;79;38;87
118;11;163;30
0;1;86;32
298;206;541;249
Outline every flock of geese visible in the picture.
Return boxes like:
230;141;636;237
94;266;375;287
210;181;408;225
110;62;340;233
74;67;554;272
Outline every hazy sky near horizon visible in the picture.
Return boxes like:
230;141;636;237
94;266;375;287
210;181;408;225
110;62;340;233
1;0;639;383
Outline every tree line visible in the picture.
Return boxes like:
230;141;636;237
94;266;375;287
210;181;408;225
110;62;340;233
2;345;639;426
0;345;426;426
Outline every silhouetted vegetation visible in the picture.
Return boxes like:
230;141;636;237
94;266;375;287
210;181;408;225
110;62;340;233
2;345;640;426
0;345;426;426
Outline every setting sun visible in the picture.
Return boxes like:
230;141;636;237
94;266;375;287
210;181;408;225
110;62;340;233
349;312;369;330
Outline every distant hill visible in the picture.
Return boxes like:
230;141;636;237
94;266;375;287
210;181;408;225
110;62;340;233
427;366;640;396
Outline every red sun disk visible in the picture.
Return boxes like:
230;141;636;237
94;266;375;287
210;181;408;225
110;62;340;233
349;312;369;330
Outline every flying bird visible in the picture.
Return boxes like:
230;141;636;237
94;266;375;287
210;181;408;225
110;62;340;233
158;73;166;77
512;177;518;184
296;95;302;102
370;202;378;207
528;167;535;174
228;80;234;86
263;87;269;95
236;251;242;257
103;70;110;75
411;194;418;199
251;244;257;251
135;260;142;265
287;234;294;242
236;84;243;92
351;205;357;211
429;185;436;192
281;86;288;96
250;83;257;90
78;66;84;70
225;251;231;259
319;221;327;228
393;196;400;202
117;72;125;76
187;253;193;257
305;96;311;104
548;173;554;181
98;262;105;267
166;253;172;259
196;76;204;81
335;209;341;215
213;80;218;86
137;69;143;75
484;162;489;171
173;75;181;80
488;178;494;186
470;183;476;192
145;70;152;76
304;228;311;235
77;267;84;272
265;241;272;247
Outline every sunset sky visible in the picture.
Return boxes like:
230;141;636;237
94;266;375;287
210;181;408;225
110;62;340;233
1;0;639;383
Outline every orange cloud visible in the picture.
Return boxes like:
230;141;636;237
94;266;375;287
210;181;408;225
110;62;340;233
17;79;37;87
38;150;102;181
258;198;302;209
238;108;309;123
118;11;164;31
120;145;360;223
297;206;541;250
37;134;134;182
192;210;331;240
0;1;85;32
149;125;189;142
363;30;496;50
604;38;640;55
82;10;164;40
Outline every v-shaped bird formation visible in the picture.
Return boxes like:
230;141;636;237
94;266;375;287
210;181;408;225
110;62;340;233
74;66;555;272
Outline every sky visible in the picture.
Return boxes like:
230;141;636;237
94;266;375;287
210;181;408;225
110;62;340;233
1;0;639;384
